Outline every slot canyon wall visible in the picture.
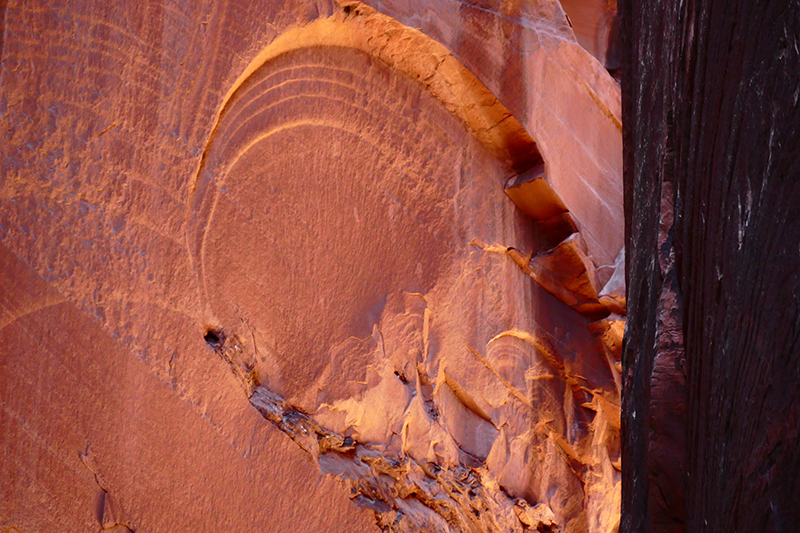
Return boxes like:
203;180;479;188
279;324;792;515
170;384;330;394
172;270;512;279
1;1;625;532
621;0;800;531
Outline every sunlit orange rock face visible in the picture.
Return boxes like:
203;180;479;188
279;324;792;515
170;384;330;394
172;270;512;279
0;1;622;532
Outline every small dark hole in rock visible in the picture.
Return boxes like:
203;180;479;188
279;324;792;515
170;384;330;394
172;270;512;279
204;329;223;348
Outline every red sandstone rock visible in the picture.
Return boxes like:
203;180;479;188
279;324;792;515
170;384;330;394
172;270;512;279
0;1;623;531
560;0;620;70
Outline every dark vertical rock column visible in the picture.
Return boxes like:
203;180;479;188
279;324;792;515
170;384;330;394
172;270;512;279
621;0;800;532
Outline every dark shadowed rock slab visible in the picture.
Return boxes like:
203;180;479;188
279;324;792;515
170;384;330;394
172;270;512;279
621;0;800;531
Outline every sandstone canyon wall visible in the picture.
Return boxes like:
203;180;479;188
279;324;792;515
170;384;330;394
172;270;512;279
1;1;624;532
620;0;800;531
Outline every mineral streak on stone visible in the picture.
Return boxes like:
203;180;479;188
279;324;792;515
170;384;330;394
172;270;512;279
1;0;623;531
620;0;800;531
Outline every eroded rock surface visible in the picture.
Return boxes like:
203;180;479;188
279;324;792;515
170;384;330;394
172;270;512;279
621;0;800;531
1;1;623;531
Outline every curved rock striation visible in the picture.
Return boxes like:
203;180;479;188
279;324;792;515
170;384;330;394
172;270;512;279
0;1;623;532
190;5;623;532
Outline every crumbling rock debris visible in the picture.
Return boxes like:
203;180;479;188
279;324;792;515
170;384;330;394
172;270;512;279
212;274;622;533
515;500;558;531
248;386;558;533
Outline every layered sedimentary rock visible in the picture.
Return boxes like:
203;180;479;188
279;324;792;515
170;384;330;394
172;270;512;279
1;1;622;531
621;0;800;531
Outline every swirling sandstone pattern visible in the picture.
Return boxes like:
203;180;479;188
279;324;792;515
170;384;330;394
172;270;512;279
0;1;623;531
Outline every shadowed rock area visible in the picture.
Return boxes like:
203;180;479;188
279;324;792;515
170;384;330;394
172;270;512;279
1;1;624;531
621;0;800;531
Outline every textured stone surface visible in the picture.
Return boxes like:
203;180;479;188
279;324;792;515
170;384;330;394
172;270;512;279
620;0;800;531
1;0;622;531
365;0;624;267
0;243;373;532
559;0;619;70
